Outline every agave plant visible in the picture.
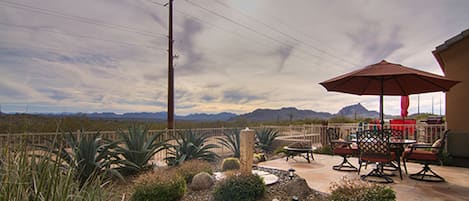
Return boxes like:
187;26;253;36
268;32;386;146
217;128;241;158
115;125;166;175
36;129;121;185
165;129;219;166
255;128;280;153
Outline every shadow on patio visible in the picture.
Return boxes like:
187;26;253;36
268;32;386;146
258;154;469;201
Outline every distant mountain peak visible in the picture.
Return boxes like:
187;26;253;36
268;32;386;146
337;103;379;118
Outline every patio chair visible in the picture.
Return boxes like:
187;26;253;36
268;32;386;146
402;130;449;182
386;129;405;173
327;128;358;171
357;129;401;183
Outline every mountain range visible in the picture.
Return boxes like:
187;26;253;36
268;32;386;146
37;103;381;122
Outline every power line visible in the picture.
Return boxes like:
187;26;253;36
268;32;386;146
211;0;358;67
150;1;330;68
148;1;316;66
183;0;351;69
0;41;167;57
183;1;295;49
0;0;167;39
0;22;167;51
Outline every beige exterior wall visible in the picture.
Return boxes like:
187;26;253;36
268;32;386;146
435;37;469;133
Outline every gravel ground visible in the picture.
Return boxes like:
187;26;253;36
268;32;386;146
180;166;329;201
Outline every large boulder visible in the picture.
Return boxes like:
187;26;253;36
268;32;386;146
189;172;214;191
284;178;313;199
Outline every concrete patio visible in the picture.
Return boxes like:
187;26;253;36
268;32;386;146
258;154;469;201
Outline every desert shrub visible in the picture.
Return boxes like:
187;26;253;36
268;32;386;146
213;174;266;201
274;147;287;154
313;145;333;155
253;153;266;162
175;159;213;183
131;168;186;201
442;151;453;166
1;143;110;201
221;157;241;171
329;177;396;201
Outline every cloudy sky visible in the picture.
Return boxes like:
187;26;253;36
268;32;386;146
0;0;468;115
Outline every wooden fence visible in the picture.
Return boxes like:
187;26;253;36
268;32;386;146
0;123;447;161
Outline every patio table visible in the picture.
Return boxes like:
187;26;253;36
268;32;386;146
352;138;416;180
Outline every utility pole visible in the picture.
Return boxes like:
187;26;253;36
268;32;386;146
432;96;434;115
167;0;174;129
440;95;441;116
417;95;420;115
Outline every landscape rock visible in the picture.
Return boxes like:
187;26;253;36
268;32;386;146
189;172;214;191
284;177;313;200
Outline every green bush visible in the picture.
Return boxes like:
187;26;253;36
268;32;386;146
131;169;186;201
253;153;266;162
175;159;213;183
221;157;241;171
329;177;396;201
213;174;266;201
313;145;333;155
442;151;453;166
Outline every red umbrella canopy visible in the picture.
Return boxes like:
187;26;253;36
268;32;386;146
401;95;409;118
320;60;460;126
319;60;460;96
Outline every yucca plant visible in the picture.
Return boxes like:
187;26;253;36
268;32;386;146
36;129;122;185
115;125;166;175
255;128;280;153
217;128;241;158
165;129;219;166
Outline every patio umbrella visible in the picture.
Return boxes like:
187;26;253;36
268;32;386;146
401;96;409;118
319;60;459;127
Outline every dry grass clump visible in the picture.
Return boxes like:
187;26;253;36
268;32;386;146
130;168;186;201
329;177;395;201
174;159;213;183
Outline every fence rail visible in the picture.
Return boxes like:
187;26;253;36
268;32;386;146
0;123;447;161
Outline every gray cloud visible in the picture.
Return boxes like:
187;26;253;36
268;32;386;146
1;0;468;115
223;89;262;104
0;83;28;99
346;22;404;63
174;17;205;76
272;45;294;72
37;88;70;101
201;95;216;102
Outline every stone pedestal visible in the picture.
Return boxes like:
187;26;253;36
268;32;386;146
239;128;255;174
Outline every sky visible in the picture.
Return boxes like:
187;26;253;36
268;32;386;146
0;0;468;115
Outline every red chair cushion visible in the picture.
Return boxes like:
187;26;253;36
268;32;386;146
403;149;438;161
361;152;397;163
334;147;357;155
